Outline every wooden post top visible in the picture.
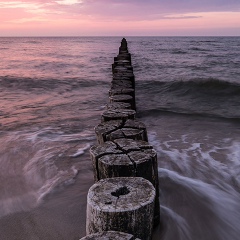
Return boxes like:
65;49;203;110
121;38;128;47
80;231;141;239
87;177;155;212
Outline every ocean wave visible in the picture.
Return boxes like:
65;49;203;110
190;47;210;52
139;78;240;96
158;168;240;240
199;40;218;43
0;76;108;92
137;78;240;119
24;40;42;44
166;78;240;95
171;49;188;54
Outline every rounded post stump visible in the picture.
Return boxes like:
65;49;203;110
86;177;155;240
95;119;148;144
111;80;134;89
113;67;133;74
80;231;141;240
113;73;135;80
101;109;135;122
109;88;135;98
107;102;132;110
109;94;135;110
114;60;130;65
117;53;131;61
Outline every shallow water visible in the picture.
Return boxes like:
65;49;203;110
146;113;240;240
0;36;239;239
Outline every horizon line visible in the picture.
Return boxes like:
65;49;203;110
0;35;240;37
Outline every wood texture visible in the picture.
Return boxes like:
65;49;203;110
90;139;160;225
95;119;148;144
106;102;132;110
109;94;135;110
80;231;141;240
86;177;155;240
101;109;135;122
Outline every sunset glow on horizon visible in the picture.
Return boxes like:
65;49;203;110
0;0;240;36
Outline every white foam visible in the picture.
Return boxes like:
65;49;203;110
22;127;94;144
0;192;37;218
36;166;79;203
159;168;240;240
70;143;90;157
160;205;191;240
148;130;240;187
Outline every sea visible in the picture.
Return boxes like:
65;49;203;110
0;36;240;240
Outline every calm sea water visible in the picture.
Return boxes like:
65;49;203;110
0;37;240;240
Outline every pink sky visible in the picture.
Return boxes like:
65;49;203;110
0;0;240;36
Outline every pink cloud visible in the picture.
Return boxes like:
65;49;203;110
2;0;240;20
0;0;240;35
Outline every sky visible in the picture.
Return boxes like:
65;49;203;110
0;0;240;36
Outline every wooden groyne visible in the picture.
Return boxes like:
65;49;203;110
80;38;160;240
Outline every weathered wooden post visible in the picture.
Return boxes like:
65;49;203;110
111;78;134;89
107;102;132;110
116;53;131;62
95;119;148;144
101;109;136;122
90;138;160;225
109;94;135;110
86;177;155;240
120;37;128;51
112;59;131;72
109;88;135;98
80;231;141;240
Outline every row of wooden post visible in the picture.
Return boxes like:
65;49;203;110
80;38;160;240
